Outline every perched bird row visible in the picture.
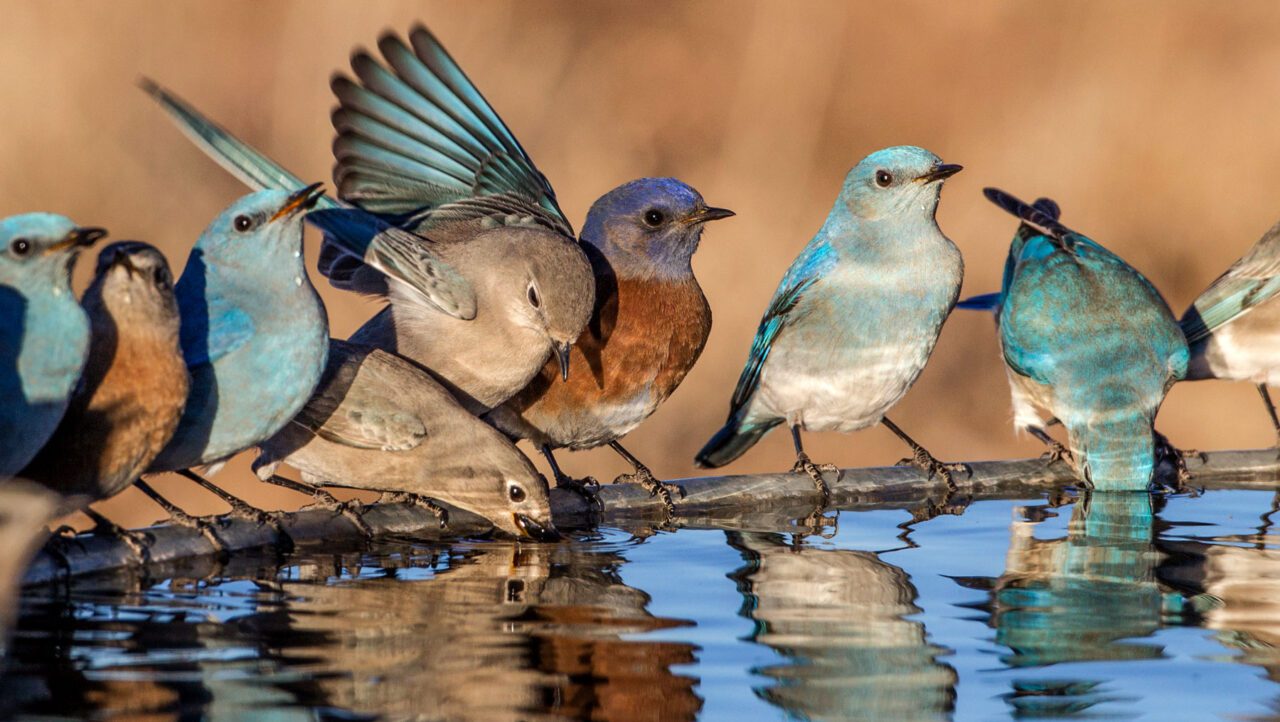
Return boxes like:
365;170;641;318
3;24;1278;552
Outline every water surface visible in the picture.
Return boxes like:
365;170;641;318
6;488;1280;720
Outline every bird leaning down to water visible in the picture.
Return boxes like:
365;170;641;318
253;340;561;542
142;186;329;530
696;146;965;502
21;242;188;541
984;188;1188;491
1180;215;1280;444
0;214;105;478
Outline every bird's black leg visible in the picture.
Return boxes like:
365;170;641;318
81;507;153;562
541;445;602;509
1154;431;1197;493
1259;384;1280;446
789;424;836;506
177;469;285;530
378;491;449;530
260;474;373;538
1027;424;1073;465
608;440;683;517
134;479;227;554
882;416;971;490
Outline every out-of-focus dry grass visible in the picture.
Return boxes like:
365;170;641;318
6;1;1280;528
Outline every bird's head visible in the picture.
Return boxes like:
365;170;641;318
581;177;733;281
1066;386;1159;491
466;459;561;542
495;230;595;382
840;146;961;222
88;241;181;332
193;184;325;267
0;213;105;289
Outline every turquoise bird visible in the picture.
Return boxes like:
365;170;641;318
983;188;1187;490
145;187;328;513
1180;217;1280;443
0;215;105;477
696;146;965;500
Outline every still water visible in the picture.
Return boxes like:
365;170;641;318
5;488;1280;720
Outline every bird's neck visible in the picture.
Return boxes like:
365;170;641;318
581;233;696;283
821;202;950;259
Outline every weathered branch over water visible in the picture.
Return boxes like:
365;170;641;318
23;449;1280;586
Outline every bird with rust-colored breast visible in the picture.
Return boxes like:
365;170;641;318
22;242;188;541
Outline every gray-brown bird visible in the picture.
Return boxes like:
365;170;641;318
252;340;560;541
22;242;188;533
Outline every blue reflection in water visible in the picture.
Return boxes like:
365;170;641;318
7;491;1280;720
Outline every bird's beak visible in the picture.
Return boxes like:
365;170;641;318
514;513;562;542
47;226;107;254
555;342;572;382
683;206;736;225
270;182;326;222
915;163;963;184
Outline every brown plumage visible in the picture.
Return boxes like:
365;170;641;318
22;242;187;503
489;274;712;451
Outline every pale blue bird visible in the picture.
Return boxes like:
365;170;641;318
696;146;964;500
0;215;105;478
1180;217;1280;443
983;188;1188;490
143;185;329;521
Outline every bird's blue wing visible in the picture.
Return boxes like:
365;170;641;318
330;26;573;236
727;276;818;417
179;294;255;368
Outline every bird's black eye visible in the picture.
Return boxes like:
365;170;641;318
508;485;527;503
153;266;172;292
643;209;665;227
527;284;541;309
9;239;30;257
233;215;254;232
875;170;893;188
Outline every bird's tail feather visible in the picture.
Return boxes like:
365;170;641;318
956;292;1001;311
139;78;338;210
695;419;779;469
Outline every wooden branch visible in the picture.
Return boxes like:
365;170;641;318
22;449;1280;586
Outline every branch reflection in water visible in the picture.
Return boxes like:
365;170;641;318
7;536;703;720
727;531;958;721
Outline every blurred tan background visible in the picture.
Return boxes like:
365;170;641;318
6;1;1280;528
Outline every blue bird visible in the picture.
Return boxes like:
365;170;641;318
1180;217;1280;443
0;215;105;477
144;186;329;519
982;188;1188;490
696;146;964;500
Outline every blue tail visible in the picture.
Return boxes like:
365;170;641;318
956;292;1001;311
695;419;779;468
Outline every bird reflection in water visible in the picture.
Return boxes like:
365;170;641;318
5;538;702;721
727;531;957;721
958;491;1190;716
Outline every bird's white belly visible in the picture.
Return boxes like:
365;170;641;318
755;353;922;433
1201;324;1280;385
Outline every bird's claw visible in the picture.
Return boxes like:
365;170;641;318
613;468;681;519
166;511;228;555
303;491;373;538
555;475;603;510
896;449;967;491
1040;441;1074;466
791;453;837;506
381;492;450;530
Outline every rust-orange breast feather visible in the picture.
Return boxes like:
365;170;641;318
504;276;711;449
